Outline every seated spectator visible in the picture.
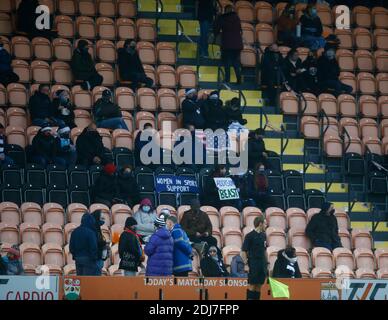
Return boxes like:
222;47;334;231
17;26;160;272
119;217;145;276
71;40;103;91
300;4;326;51
276;3;299;48
200;246;229;277
305;202;342;250
91;163;119;207
0;41;19;86
282;48;306;93
31;126;67;167
317;45;353;96
182;88;206;130
76;123;107;166
272;247;302;279
166;215;193;277
55;126;77;167
28;84;66;128
253;163;271;211
52;90;76;129
118;39;154;90
1;245;24;275
247;129;268;170
230;255;248;278
134;198;158;242
116;166;140;207
69;213;98;276
144;215;174;277
202;91;228;130
134;123;154;166
225;98;248;137
261;44;285;106
180;199;218;255
302;50;320;95
0;124;14;166
232;172;256;210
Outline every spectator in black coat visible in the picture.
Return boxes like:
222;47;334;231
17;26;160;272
76;123;107;166
71;40;103;91
214;5;243;84
55;126;77;167
0;124;14;166
91;210;109;276
0;41;19;86
247;129;268;170
119;217;144;276
182;88;206;129
302;50;320;95
118;39;154;90
200;246;229;277
134;123;154;166
203;91;228;130
317;46;353;96
28;84;66;128
197;0;216;58
116;166;140;207
52;90;76;129
225;98;247;126
305;202;342;251
300;4;326;51
91;163;119;207
92;89;129;130
282;48;306;93
272;247;302;279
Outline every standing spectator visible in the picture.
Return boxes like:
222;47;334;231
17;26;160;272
180;199;218;254
71;40;103;91
182;88;206;130
134;123;154;166
134;198;158;242
55;126;77;167
300;4;326;51
202;91;228;130
117;39;154;90
317;46;353;96
282;49;306;93
52;90;76;129
214;5;243;84
92;89;129;130
0;41;19;86
200;246;229;277
230;255;248;278
144;215;174;277
119;217;144;276
69;213;98;276
272;247;302;279
197;0;216;58
0;124;14;166
166;215;193;277
91;163;119;207
247;129;268;170
241;215;268;300
305;202;342;250
28;84;66;128
253;163;271;211
277;3;299;48
116;166;140;207
261;44;285;106
91;210;109;276
1;245;24;275
302;50;320;95
76;123;107;166
31;127;67;167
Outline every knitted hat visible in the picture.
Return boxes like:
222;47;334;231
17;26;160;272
102;89;112;98
104;163;117;175
58;126;70;135
140;198;152;207
185;88;196;96
125;216;138;228
209;90;219;100
154;215;166;228
160;208;171;216
41;126;52;132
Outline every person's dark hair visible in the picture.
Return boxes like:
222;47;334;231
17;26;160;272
284;246;296;258
78;40;88;49
224;4;234;14
254;128;265;136
39;84;49;92
215;164;226;175
253;215;265;228
143;123;153;129
0;123;4;129
91;210;102;225
166;215;177;224
124;39;133;47
287;48;298;59
282;3;295;16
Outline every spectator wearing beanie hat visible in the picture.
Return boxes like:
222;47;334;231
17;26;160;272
91;163;119;207
202;90;228;130
119;217;145;276
134;198;158;242
145;214;174;276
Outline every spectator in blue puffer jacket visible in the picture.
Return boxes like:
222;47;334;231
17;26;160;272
166;215;192;277
144;215;174;277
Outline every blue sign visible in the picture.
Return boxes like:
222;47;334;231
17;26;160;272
155;175;199;193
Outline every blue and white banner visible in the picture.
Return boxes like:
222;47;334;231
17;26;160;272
155;175;199;193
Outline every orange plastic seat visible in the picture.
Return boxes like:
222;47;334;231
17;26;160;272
288;228;311;250
312;247;333;270
116;18;136;40
96;40;116;63
42;223;64;246
352;229;373;250
55;15;75;39
0;222;19;245
136;19;156;42
266;227;286;249
97;17;116;40
76;16;96;39
19;222;41;246
42;243;64;268
20;243;42;266
21;202;42;226
43;203;65;226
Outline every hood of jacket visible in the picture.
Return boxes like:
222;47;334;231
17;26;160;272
155;227;171;240
80;213;96;231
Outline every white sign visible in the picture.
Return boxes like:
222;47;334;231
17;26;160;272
214;177;240;200
0;276;59;300
341;280;388;300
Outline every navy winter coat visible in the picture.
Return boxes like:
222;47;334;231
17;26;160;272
69;214;98;261
171;224;192;274
145;227;174;276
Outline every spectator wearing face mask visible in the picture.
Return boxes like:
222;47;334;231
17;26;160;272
282;48;306;93
52;90;76;129
118;39;154;90
119;217;145;276
1;245;24;275
0;41;19;86
55;126;77;167
134;198;158;242
92;89;129;131
91;163;119;207
202;91;228;130
71;40;103;91
302;51;320;95
272;247;302;279
182;88;206;130
116;166;140;207
200;246;229;277
247;129;269;170
76;122;107;166
277;3;300;48
317;46;353;96
306;202;342;250
0;124;14;166
300;4;326;51
91;210;110;276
